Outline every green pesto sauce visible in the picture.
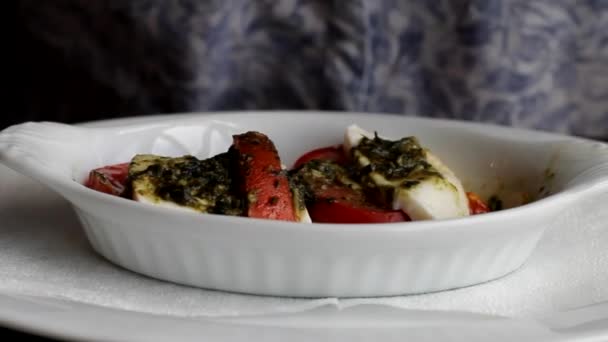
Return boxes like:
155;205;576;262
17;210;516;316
352;134;442;183
349;134;445;207
129;153;244;216
289;159;363;204
289;184;308;215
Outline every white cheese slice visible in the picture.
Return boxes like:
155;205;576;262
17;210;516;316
344;125;470;221
297;208;312;223
392;151;469;220
344;124;375;154
423;151;470;217
133;189;199;213
129;155;214;214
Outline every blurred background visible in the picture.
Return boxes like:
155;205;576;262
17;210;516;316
7;0;608;140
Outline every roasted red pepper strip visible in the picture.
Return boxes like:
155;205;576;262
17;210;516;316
84;163;129;196
467;192;490;215
232;132;297;221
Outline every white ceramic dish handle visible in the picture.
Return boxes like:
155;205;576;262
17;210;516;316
0;122;96;186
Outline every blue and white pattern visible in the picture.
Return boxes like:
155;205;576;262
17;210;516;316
19;0;608;138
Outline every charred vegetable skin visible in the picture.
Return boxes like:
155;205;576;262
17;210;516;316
232;132;298;221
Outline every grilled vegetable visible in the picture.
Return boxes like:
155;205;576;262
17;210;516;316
232;132;304;221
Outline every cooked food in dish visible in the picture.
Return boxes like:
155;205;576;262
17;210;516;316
85;125;496;223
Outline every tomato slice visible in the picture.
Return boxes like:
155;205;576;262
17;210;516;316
309;200;409;224
232;131;297;221
84;163;129;196
308;184;409;224
467;192;490;215
293;145;347;169
292;157;408;224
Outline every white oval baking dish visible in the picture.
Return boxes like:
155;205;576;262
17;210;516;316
1;111;607;298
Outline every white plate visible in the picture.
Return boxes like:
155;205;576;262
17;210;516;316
4;291;608;342
1;111;608;298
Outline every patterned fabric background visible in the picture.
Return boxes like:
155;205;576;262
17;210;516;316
12;0;608;138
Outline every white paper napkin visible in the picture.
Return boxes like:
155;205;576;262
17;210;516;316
1;166;607;318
